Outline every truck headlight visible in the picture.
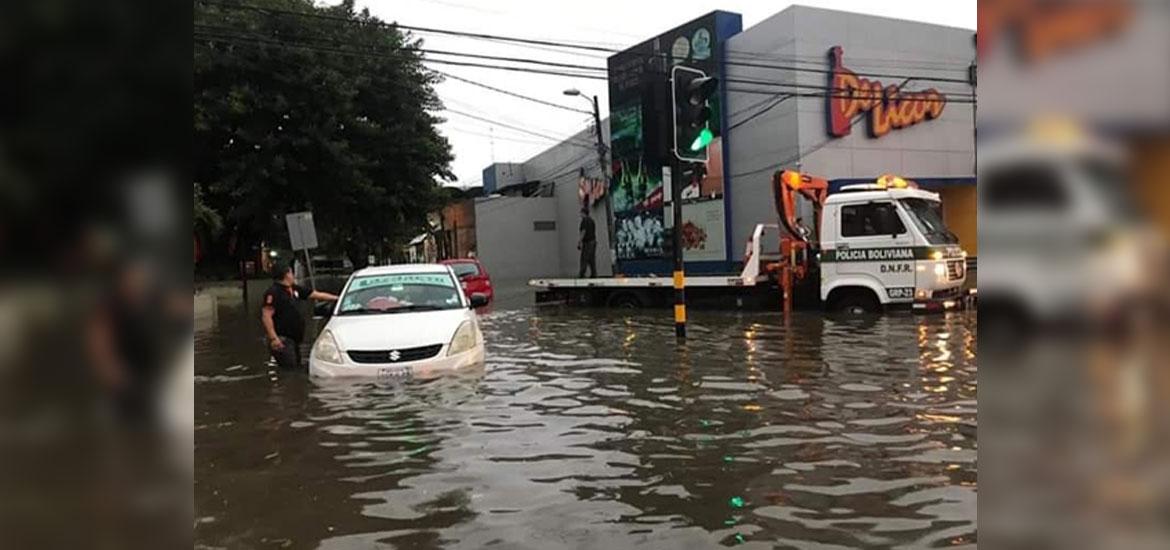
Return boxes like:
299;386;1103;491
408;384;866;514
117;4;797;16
934;262;946;277
447;320;479;356
312;329;342;363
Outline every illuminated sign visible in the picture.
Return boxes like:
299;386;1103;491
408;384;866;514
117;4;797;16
827;46;946;138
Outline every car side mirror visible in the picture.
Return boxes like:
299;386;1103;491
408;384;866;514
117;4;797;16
469;293;489;308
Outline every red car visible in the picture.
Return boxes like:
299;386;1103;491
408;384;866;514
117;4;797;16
441;259;493;304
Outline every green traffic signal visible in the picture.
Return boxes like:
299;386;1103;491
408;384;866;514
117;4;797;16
689;126;714;152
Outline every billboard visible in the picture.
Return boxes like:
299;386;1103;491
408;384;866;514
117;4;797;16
607;11;742;273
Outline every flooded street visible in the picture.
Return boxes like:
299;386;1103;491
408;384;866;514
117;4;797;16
196;296;976;549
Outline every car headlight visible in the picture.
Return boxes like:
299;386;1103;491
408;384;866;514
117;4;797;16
447;320;479;356
312;329;343;363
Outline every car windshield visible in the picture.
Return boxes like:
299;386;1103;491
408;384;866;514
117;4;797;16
900;198;958;245
1080;158;1141;221
448;262;480;279
338;272;462;315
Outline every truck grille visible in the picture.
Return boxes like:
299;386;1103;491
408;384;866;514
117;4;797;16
946;259;965;281
347;344;443;364
931;286;962;301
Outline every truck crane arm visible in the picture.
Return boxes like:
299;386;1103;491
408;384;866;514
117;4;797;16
772;170;829;244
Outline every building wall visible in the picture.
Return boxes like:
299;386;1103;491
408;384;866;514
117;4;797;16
482;162;526;195
473;196;560;283
516;119;615;278
725;6;976;252
439;199;476;259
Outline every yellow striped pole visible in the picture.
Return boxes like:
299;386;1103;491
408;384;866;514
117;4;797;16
671;163;688;339
673;269;686;338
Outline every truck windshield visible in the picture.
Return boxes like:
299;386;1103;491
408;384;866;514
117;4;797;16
900;198;958;245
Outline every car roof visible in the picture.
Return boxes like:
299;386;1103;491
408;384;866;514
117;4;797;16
439;258;479;264
351;264;453;277
825;187;939;204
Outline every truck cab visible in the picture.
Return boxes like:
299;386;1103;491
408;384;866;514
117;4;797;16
818;183;967;313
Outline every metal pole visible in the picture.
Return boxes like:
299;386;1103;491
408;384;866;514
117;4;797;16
303;248;316;290
590;95;617;276
672;160;687;339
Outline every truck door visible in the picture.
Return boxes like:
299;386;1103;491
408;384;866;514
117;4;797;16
833;201;916;303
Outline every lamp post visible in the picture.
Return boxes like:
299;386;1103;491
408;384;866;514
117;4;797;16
564;88;616;276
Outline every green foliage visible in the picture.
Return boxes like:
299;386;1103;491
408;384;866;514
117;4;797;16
194;0;453;261
194;182;223;237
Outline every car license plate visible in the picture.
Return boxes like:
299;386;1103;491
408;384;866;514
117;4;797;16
378;366;413;380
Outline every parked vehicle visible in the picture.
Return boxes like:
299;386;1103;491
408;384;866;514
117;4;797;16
530;172;969;314
309;264;488;378
440;258;494;303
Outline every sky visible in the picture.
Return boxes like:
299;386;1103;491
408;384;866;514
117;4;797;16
344;0;976;188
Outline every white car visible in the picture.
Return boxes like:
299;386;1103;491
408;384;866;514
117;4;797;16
308;264;487;378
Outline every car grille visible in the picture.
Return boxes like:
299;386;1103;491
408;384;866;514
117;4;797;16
347;344;443;364
946;259;965;281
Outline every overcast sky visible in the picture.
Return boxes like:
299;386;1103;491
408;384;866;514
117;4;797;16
346;0;976;188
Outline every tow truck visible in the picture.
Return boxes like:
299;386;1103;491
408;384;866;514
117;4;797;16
530;171;969;313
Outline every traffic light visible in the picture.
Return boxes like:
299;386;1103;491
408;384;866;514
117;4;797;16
672;66;718;162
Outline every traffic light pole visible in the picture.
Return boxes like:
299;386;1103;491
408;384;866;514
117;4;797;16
671;158;686;339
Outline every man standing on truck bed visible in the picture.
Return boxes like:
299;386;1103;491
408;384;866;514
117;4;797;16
578;207;597;278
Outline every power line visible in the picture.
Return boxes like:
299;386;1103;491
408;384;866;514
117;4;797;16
728;94;794;131
196;30;976;108
198;1;975;86
443;107;593;148
193;31;609;80
197;0;618;53
432;69;591;114
442;124;563;147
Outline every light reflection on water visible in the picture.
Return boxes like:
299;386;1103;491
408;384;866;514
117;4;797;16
196;304;976;549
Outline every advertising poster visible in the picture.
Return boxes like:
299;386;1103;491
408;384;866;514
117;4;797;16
681;198;726;262
606;11;742;271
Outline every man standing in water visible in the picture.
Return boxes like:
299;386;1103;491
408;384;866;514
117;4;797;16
261;263;338;370
578;207;597;278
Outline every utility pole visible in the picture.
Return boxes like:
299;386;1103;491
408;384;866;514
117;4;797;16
589;95;617;276
565;89;617;276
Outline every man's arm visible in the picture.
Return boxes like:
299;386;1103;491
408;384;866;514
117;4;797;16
309;290;338;301
261;306;283;350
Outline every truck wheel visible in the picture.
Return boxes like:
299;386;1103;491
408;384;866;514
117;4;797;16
607;291;643;309
833;291;879;315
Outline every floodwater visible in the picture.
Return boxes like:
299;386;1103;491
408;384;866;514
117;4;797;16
195;296;976;549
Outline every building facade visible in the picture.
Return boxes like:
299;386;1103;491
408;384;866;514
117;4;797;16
471;6;976;281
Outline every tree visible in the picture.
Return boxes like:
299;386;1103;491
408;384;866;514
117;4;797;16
194;0;453;267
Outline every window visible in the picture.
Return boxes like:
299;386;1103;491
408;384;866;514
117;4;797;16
338;272;462;315
841;202;906;237
533;220;556;231
449;262;481;278
983;164;1068;210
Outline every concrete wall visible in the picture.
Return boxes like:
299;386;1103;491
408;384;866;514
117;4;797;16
725;8;800;252
473;196;559;283
725;5;976;250
510;119;615;278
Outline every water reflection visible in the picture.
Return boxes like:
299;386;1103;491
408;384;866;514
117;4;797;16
196;303;976;549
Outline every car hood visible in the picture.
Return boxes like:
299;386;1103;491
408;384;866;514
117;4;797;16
324;308;469;350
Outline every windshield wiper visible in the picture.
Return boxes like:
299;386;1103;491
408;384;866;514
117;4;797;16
380;304;449;314
336;307;387;316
